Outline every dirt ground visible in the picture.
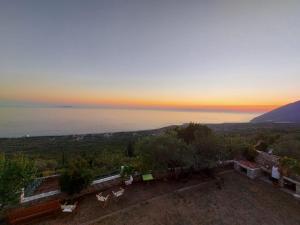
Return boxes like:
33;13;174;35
34;171;300;225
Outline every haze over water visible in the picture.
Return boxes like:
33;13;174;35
0;106;259;138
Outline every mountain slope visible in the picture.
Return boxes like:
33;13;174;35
251;101;300;123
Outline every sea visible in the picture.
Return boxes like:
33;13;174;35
0;106;261;138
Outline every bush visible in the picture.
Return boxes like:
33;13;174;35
59;158;93;196
280;156;300;176
0;154;37;211
273;135;300;161
222;135;252;160
242;148;258;162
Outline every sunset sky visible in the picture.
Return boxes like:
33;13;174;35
1;0;300;113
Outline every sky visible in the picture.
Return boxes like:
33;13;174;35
1;0;300;113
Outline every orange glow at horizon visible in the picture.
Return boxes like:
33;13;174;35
2;77;297;114
2;94;280;113
1;85;290;113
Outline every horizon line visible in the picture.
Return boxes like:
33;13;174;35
0;100;278;113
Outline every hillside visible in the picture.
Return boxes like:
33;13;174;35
251;101;300;123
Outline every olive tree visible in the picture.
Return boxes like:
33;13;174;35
136;134;193;172
191;130;222;169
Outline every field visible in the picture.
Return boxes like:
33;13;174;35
33;171;300;225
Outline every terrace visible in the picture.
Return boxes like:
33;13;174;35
5;151;300;225
25;170;300;225
21;169;212;224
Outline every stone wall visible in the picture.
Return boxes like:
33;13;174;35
255;151;280;168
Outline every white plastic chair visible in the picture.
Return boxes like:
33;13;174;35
61;201;77;213
96;193;110;208
112;188;125;201
125;175;133;186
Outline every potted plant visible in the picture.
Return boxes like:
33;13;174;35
120;165;134;185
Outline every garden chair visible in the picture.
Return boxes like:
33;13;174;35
125;175;133;186
112;187;125;201
61;201;78;213
96;193;110;208
142;173;154;184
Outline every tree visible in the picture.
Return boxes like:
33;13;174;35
59;157;93;196
136;134;193;172
273;134;300;160
61;151;66;167
191;130;221;169
176;123;212;145
125;141;134;157
0;154;37;211
174;124;222;169
222;135;252;160
253;132;281;152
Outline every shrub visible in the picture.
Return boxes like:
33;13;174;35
242;148;258;162
222;135;252;160
279;156;300;176
0;154;37;211
59;157;93;196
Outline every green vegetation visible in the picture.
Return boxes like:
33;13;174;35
136;134;193;172
1;123;300;180
0;154;37;212
59;157;93;196
279;156;300;176
1;122;300;217
0;132;146;178
182;124;223;169
120;165;134;179
125;141;135;157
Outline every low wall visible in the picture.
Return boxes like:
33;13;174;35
21;174;122;205
234;161;261;179
20;161;235;205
